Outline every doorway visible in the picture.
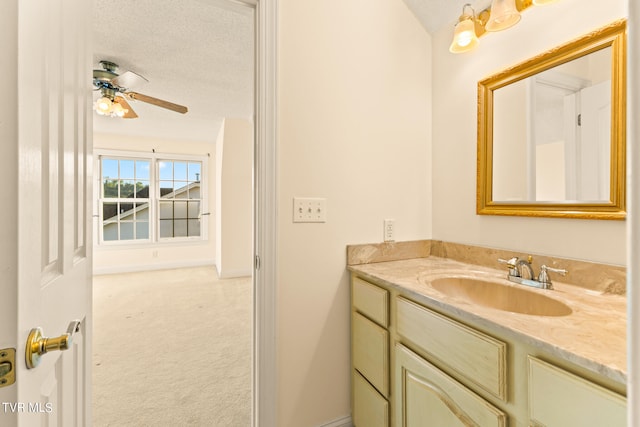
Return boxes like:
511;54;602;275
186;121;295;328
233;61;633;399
91;0;256;424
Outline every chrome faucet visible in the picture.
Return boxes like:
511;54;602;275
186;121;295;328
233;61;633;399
515;257;535;280
497;256;567;290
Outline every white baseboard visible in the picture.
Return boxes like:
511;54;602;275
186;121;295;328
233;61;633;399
218;268;253;279
93;259;216;275
319;415;352;427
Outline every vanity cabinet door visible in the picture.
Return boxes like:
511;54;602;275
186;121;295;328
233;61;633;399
395;343;506;427
528;356;626;426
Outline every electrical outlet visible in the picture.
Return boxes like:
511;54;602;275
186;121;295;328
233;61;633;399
293;197;327;223
384;219;395;242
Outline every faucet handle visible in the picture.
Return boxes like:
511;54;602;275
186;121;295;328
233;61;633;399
498;257;518;267
498;257;519;276
538;265;568;288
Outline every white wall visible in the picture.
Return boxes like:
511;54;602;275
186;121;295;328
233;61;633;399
432;0;627;265
215;118;253;278
277;0;431;425
93;133;216;274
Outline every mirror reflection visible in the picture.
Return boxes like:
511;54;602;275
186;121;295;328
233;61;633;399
492;48;612;203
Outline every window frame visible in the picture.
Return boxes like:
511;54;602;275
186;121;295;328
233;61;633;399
95;149;209;246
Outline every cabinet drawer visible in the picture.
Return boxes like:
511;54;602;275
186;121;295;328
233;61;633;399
353;371;389;427
353;277;389;327
528;356;626;427
396;297;507;400
395;343;506;427
353;312;389;396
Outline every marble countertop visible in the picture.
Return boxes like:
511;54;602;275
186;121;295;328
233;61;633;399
348;256;627;385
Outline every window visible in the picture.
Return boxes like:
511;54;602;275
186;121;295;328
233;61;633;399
158;160;202;238
98;152;206;244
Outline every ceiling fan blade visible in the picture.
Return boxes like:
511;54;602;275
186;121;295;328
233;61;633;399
111;71;148;89
114;96;138;119
124;91;188;114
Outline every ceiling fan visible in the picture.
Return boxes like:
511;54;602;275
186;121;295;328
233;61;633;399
92;60;188;119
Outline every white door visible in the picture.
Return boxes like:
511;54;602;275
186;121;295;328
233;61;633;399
0;0;93;425
578;80;611;201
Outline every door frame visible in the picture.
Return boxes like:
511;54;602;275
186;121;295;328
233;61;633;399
252;1;278;426
628;2;640;425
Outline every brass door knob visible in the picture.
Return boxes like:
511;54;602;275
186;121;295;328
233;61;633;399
26;320;81;369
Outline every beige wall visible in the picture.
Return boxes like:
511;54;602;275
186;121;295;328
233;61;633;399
277;0;431;425
93;133;216;273
432;0;627;265
215;118;253;278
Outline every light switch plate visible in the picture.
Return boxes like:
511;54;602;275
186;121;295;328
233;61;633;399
293;197;327;223
384;219;395;242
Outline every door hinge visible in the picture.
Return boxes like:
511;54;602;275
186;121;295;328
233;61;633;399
0;348;16;388
577;113;582;126
255;255;261;270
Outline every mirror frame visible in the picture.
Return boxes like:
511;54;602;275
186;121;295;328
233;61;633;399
477;19;626;220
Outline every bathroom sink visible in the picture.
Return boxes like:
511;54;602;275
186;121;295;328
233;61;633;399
430;277;572;317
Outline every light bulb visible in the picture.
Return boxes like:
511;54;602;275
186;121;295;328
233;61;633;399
449;17;479;53
112;102;126;118
533;0;558;4
96;96;113;114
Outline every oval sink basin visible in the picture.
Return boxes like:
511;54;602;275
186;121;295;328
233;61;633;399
430;277;572;317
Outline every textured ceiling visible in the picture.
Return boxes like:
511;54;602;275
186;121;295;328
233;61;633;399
92;0;490;144
402;0;493;33
92;0;254;143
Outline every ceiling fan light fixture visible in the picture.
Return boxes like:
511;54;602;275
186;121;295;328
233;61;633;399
112;102;127;118
95;96;113;115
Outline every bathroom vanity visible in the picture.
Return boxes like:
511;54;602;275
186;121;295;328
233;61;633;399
348;241;627;427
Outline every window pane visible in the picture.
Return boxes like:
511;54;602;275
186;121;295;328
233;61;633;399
188;163;201;181
136;160;150;180
160;181;174;198
136;203;150;220
187;201;200;218
159;161;173;180
174;219;188;237
103;224;118;241
159;220;173;238
136;222;149;239
103;179;118;198
135;180;149;198
120;180;136;199
174;182;189;199
120;160;135;179
102;158;118;180
174;201;188;219
119;203;134;218
174;162;187;180
188;219;201;237
188;184;201;199
103;202;118;221
159;202;173;220
120;222;134;240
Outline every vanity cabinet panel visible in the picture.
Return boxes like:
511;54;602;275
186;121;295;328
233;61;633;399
353;276;389;327
396;297;507;401
528;356;626;427
395;343;507;427
353;371;389;427
353;311;389;396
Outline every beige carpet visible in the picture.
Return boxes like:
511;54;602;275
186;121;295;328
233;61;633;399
92;266;252;426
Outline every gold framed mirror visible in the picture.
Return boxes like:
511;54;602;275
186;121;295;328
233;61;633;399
477;19;626;220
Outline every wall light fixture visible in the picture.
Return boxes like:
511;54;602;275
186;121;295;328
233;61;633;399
450;0;559;54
